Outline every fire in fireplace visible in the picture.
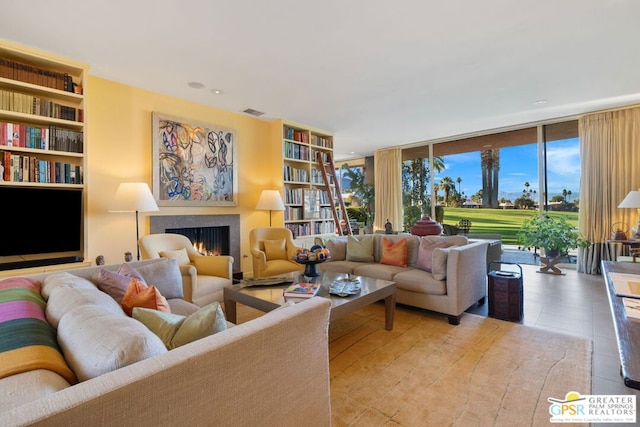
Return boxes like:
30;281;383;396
166;226;230;256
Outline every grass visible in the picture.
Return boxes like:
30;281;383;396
440;207;579;245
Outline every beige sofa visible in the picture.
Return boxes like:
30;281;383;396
0;259;331;427
319;234;489;325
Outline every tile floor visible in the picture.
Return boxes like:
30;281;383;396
467;263;640;407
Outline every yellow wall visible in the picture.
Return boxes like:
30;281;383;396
87;76;282;273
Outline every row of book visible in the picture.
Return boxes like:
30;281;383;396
283;165;309;183
284;188;304;204
1;152;83;184
285;221;335;238
0;58;78;93
0;122;83;153
283;141;310;161
283;126;309;143
0;89;83;122
310;134;332;149
284;206;303;221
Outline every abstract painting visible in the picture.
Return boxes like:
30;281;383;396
152;112;237;206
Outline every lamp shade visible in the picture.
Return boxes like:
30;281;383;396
255;190;285;211
618;190;640;209
110;183;159;212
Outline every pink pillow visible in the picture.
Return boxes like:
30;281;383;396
416;240;448;272
95;263;147;303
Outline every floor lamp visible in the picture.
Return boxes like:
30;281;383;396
256;190;285;226
110;182;159;260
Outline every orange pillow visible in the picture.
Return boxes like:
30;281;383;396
380;237;408;268
121;277;171;316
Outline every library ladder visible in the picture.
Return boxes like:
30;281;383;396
315;151;352;236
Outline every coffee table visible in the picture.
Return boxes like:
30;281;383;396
223;272;396;330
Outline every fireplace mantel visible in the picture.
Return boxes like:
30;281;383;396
149;215;240;272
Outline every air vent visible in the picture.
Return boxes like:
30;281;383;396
242;108;265;117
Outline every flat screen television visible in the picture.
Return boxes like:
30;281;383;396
0;186;84;268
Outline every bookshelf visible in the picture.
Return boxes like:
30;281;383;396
275;120;337;240
0;41;87;268
0;42;85;187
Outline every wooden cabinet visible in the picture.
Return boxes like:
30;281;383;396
276;120;337;239
0;41;86;187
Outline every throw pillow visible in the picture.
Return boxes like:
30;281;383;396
325;239;346;261
264;239;287;261
346;236;374;262
94;263;147;303
121;278;170;316
416;240;448;272
380;237;408;267
432;246;458;280
133;302;227;350
135;259;184;300
159;248;191;266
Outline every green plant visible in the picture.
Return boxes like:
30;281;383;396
517;213;589;255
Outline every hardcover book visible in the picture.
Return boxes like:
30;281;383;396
283;282;321;299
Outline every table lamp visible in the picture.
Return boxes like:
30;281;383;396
110;182;159;260
256;190;285;226
618;190;640;238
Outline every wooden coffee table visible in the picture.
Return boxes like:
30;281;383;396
223;272;396;330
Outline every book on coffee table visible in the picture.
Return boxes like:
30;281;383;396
283;282;321;299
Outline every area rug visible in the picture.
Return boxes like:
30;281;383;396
329;304;592;427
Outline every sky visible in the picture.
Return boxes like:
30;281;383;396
433;138;581;201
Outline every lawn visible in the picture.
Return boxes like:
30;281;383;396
440;208;579;246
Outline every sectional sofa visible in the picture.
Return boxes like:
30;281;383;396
0;259;332;426
319;234;489;324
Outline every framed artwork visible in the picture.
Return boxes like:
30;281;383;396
152;112;238;206
304;189;321;219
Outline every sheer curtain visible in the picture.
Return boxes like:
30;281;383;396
374;148;403;232
578;106;640;274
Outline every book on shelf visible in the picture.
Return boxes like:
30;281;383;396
283;282;321;299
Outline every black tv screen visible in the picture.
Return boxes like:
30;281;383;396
0;186;83;257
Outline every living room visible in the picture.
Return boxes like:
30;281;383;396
1;1;640;425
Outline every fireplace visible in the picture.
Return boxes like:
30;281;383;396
165;226;229;256
149;215;240;272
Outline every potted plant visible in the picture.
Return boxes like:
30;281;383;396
517;213;589;261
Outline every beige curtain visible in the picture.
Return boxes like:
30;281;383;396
374;148;403;232
578;106;640;274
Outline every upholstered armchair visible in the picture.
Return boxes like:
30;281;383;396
249;227;304;278
138;233;234;306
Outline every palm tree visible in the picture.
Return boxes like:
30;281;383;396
438;176;456;206
480;149;499;208
456;177;462;194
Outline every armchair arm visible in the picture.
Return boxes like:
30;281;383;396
178;264;197;303
194;255;234;279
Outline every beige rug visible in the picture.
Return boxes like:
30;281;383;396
329;304;592;427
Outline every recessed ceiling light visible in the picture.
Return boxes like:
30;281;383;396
211;89;224;95
188;82;205;89
533;99;548;105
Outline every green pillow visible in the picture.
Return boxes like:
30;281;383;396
346;235;374;262
133;302;227;349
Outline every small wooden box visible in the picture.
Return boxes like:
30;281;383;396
488;269;523;322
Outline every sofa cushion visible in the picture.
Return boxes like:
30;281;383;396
432;246;458;281
41;272;96;300
46;285;125;329
318;260;362;275
57;305;167;382
392;269;447;295
416;240;448;272
264;239;287;261
133;302;227;350
353;263;402;282
160;248;191;266
121;278;171;316
135;259;184;299
380;237;408;267
325;238;346;261
0;369;71;412
346;235;374;262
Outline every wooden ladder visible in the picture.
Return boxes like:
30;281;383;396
315;151;352;236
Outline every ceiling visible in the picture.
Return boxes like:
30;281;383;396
3;0;640;161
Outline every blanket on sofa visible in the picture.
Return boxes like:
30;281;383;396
0;277;77;384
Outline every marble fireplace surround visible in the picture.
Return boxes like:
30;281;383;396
149;214;240;272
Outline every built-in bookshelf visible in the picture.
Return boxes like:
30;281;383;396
0;42;85;187
0;41;87;270
277;120;337;239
